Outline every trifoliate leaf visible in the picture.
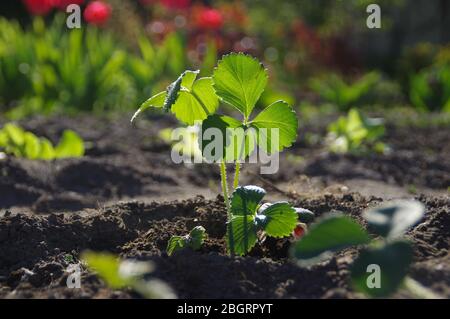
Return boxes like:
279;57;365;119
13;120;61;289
200;114;255;162
258;202;298;238
291;214;370;266
54;130;84;158
351;240;413;297
213;53;268;118
250;100;298;154
227;215;257;256
230;185;266;216
363;200;425;239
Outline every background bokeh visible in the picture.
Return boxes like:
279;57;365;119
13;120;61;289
0;0;449;118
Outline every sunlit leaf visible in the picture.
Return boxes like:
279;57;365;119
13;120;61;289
258;202;298;238
230;185;266;216
213;53;268;118
54;130;84;158
131;91;166;122
250;100;298;154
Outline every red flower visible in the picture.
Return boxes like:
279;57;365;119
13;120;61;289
197;8;223;30
22;0;54;15
54;0;85;10
84;1;111;26
160;0;190;10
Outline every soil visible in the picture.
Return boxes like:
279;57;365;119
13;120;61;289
0;113;448;299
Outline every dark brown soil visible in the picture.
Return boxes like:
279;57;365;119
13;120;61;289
0;114;448;299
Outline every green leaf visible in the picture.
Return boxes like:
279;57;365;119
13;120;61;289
54;130;84;158
166;226;207;256
166;236;186;256
363;200;425;238
258;202;298;238
131;91;166;122
230;185;266;216
227;215;258;256
3;123;25;146
291;214;370;266
171;78;219;125
295;208;315;223
38;138;55;160
200;114;255;161
250;100;298;154
351;240;413;297
213;53;268;118
81;251;129;289
188;226;207;250
23;132;41;159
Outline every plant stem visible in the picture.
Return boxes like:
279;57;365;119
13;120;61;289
403;276;441;299
220;161;234;256
233;161;241;189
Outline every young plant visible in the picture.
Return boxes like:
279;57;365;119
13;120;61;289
291;200;439;298
309;72;380;111
167;226;207;256
82;251;176;299
326;108;387;154
228;185;307;256
132;53;299;256
0;123;84;160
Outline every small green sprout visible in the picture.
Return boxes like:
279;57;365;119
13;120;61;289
0;123;84;160
327;109;387;154
291;200;439;298
309;72;380;111
82;251;176;299
132;53;299;257
166;226;207;256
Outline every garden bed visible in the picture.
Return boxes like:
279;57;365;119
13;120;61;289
0;114;448;298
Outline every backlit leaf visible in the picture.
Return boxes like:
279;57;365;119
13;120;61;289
230;185;266;216
258;202;298;238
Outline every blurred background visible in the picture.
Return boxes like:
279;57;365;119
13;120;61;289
0;0;449;119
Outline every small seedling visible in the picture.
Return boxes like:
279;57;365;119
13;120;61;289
326;108;387;154
309;72;380;111
228;185;312;255
0;123;84;160
291;200;439;298
82;251;176;299
167;226;207;256
132;53;299;256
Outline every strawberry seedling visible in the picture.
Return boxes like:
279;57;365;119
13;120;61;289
132;53;299;256
0;123;84;160
291;200;439;298
167;226;207;256
327;109;387;154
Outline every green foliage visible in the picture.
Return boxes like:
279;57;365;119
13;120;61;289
82;251;176;299
0;16;190;118
291;214;370;265
133;53;299;257
409;64;450;113
291;200;426;297
0;123;84;160
327;109;387;154
166;226;207;256
310;72;380;111
228;186;298;256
